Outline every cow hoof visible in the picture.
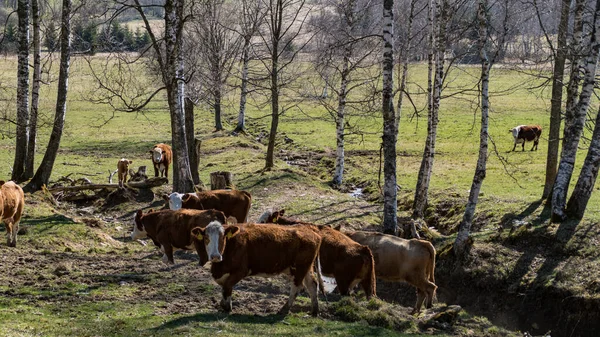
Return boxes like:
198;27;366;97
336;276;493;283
8;241;16;248
220;299;232;312
277;304;290;315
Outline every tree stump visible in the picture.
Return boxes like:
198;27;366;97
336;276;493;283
210;171;234;190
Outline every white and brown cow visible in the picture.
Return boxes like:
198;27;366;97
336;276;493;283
258;209;376;299
131;208;226;265
117;158;133;188
191;221;322;316
149;143;172;179
344;229;437;315
165;189;252;223
510;125;542;151
0;181;25;247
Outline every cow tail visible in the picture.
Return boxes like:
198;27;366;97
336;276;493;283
360;246;376;299
315;253;328;302
243;191;252;223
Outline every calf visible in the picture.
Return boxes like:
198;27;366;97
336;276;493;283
345;230;437;314
149;143;172;179
510;125;542;151
166;189;252;223
191;222;321;316
0;181;25;247
117;158;133;188
131;208;226;265
258;209;376;299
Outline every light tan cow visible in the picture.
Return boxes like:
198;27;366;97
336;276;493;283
117;158;133;188
344;229;437;314
0;181;25;247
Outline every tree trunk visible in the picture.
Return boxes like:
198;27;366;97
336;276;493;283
164;0;194;193
184;97;200;185
265;0;281;171
552;0;600;222
25;0;40;179
12;0;30;182
542;0;571;199
333;46;351;186
24;0;71;193
455;0;489;256
210;171;234;189
235;40;250;133
214;87;223;131
413;0;447;219
395;0;416;133
382;0;397;235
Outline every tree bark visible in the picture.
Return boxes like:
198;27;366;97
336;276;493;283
235;40;251;132
164;0;195;193
394;0;416;133
185;97;200;185
552;0;600;222
332;45;352;186
413;0;448;219
382;0;397;235
455;0;489;256
265;0;283;171
542;0;571;199
214;87;223;131
25;0;40;180
24;0;71;193
12;0;30;182
210;171;234;189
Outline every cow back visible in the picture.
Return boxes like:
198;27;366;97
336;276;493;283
183;190;251;223
0;181;24;220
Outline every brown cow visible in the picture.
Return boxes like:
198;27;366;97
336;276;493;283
0;181;25;247
510;125;542;151
257;209;376;299
149;143;172;179
117;158;133;188
191;221;322;316
131;208;226;265
165;189;252;223
344;230;437;315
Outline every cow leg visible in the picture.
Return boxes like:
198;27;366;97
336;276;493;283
219;273;243;312
511;142;516;152
521;142;525;151
164;165;169;181
154;166;159;177
4;221;13;247
425;281;437;309
11;218;19;247
412;289;426;315
532;140;538;151
335;276;352;296
303;272;319;317
161;244;175;265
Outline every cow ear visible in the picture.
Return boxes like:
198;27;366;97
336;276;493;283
226;216;238;225
182;193;193;202
128;160;133;164
162;194;170;202
333;224;342;231
225;226;240;239
191;227;205;240
279;209;285;216
162;150;166;154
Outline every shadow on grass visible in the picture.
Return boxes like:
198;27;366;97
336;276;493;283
153;312;286;332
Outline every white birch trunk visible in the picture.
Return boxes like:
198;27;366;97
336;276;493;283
332;40;353;186
25;0;40;179
12;0;30;182
454;0;489;256
382;0;397;235
551;0;600;222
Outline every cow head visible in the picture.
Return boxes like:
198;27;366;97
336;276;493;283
131;210;147;240
166;192;186;210
257;209;285;223
192;221;240;264
149;146;165;164
509;125;525;139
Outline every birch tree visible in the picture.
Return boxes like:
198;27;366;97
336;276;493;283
24;0;71;193
412;0;452;219
382;0;397;235
542;0;571;199
11;0;30;182
564;0;600;219
551;0;599;222
234;0;265;133
454;0;490;256
25;0;41;180
311;0;380;186
261;0;311;170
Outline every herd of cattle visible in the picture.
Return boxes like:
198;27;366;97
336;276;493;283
132;189;437;316
0;126;542;316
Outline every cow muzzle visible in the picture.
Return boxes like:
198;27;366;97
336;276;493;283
210;254;223;263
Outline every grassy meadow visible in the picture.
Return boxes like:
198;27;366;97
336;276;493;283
0;53;599;336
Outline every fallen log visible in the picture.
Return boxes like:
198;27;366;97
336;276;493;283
48;177;168;193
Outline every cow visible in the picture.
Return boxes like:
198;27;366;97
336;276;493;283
0;181;25;247
117;158;133;188
510;125;542;151
165;189;252;223
149;143;172;179
191;221;322;316
257;209;376;299
131;208;226;265
344;230;437;315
